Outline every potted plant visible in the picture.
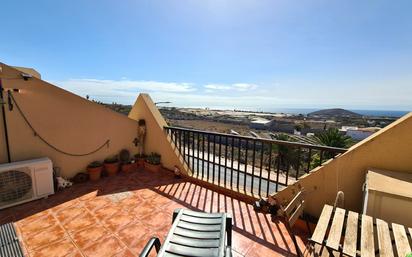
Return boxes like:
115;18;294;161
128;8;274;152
119;149;135;173
104;155;119;176
87;161;103;181
134;153;147;169
122;160;136;173
145;152;161;172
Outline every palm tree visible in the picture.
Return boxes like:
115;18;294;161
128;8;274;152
309;128;352;169
315;128;352;148
271;133;299;171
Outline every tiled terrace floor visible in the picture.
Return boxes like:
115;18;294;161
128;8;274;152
0;169;307;257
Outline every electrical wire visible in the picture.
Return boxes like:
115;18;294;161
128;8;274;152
9;91;110;157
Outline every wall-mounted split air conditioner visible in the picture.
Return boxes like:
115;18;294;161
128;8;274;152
0;157;55;210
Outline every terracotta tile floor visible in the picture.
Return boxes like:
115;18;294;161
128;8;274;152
0;169;308;257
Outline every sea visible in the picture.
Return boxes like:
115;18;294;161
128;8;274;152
237;108;409;118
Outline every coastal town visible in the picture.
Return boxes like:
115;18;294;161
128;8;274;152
102;102;397;146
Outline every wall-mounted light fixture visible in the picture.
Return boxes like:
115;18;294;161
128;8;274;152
21;73;33;81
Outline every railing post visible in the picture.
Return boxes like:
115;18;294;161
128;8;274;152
266;143;273;197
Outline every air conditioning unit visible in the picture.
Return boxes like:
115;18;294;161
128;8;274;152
0;157;54;210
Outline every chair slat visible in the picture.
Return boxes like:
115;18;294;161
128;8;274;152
284;191;304;216
326;207;345;251
392;223;411;257
311;205;333;245
163;252;182;257
170;234;220;248
342;211;358;257
361;215;375;257
376;219;394;257
182;209;223;218
288;201;304;227
180;215;223;225
173;227;221;239
177;220;222;232
166;243;219;257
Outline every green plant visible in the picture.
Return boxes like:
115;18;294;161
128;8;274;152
315;128;352;148
146;152;161;165
88;161;103;168
104;155;119;164
119;149;130;164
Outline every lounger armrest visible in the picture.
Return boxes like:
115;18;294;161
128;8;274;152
139;237;161;257
225;246;232;257
226;214;232;246
172;208;182;223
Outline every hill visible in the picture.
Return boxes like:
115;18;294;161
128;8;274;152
308;108;362;117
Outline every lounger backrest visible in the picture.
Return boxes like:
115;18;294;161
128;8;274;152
157;209;227;257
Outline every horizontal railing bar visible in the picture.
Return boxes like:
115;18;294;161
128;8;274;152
165;126;347;153
184;155;290;187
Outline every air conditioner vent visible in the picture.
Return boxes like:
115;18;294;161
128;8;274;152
0;170;32;203
0;158;54;209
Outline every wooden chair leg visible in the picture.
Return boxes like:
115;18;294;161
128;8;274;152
304;214;312;234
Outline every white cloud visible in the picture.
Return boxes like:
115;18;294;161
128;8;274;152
204;84;232;90
204;83;258;91
52;78;198;104
51;77;412;110
54;78;195;94
232;83;258;91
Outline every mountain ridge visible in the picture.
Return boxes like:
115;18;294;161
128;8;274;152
308;108;362;117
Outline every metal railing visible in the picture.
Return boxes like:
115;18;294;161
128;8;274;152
164;126;347;197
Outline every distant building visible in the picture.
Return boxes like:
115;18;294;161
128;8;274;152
340;126;381;141
268;120;295;133
249;118;274;130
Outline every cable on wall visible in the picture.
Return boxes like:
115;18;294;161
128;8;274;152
9;91;110;157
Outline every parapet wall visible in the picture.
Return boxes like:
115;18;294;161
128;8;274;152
0;63;185;177
274;112;412;217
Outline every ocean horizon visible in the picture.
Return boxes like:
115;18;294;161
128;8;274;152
259;108;409;117
196;106;409;118
161;105;410;118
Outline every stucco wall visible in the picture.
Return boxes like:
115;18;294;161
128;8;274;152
128;94;189;174
274;113;412;217
0;63;139;177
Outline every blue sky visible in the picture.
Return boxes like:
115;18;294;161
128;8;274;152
2;0;412;111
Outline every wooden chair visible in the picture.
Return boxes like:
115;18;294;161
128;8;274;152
307;191;345;257
281;190;306;257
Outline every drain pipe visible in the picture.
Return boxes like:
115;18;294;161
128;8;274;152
0;78;11;162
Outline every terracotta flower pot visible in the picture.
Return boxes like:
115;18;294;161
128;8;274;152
134;158;146;169
121;163;134;173
87;166;102;181
137;159;145;168
145;162;161;172
104;162;119;176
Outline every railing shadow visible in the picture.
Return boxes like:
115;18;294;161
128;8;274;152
150;174;308;256
0;168;307;256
